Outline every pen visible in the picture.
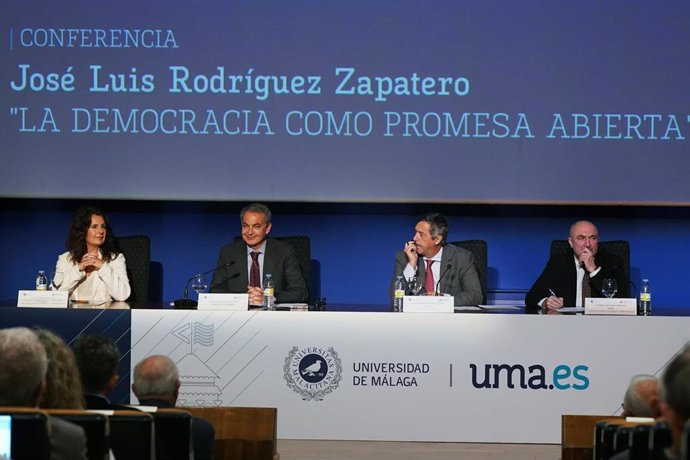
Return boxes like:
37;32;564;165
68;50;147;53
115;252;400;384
549;289;557;297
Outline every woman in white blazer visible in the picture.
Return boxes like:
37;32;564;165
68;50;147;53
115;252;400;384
53;206;131;304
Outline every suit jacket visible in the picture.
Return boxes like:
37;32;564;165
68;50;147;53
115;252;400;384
137;399;215;460
390;244;483;306
54;251;131;302
83;393;134;411
525;249;630;308
210;238;308;303
49;416;87;460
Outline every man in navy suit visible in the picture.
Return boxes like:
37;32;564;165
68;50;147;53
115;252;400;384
390;213;482;306
525;220;629;310
72;334;133;410
210;203;307;306
132;355;215;460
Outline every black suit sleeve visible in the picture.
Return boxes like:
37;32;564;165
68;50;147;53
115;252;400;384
274;246;308;303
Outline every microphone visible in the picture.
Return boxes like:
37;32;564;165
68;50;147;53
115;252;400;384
174;261;235;309
434;263;452;296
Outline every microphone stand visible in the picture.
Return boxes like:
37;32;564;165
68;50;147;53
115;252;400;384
434;263;452;296
174;262;234;309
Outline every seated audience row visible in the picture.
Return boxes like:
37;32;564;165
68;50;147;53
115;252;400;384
0;327;215;460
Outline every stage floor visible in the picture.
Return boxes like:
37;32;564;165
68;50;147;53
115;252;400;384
277;440;560;460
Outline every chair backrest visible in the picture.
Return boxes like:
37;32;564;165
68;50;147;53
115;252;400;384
151;409;193;460
109;410;155;460
117;235;151;306
274;235;310;282
550;240;631;293
0;407;51;460
46;409;109;460
649;422;672;459
629;424;653;460
449;240;488;304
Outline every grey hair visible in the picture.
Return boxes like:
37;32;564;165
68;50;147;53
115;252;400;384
622;375;658;417
417;213;449;244
240;203;272;224
0;327;48;406
133;355;179;399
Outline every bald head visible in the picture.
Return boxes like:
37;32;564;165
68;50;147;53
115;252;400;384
568;220;599;258
622;375;660;418
132;355;180;403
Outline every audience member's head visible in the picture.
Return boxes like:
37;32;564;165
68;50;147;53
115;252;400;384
33;328;85;409
132;355;180;405
659;345;690;457
72;334;120;395
0;327;48;406
621;375;660;418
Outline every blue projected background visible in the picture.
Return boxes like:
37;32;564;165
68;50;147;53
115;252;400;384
2;1;689;204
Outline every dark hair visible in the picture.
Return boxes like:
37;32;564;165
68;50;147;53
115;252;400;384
417;213;449;244
72;335;120;393
240;203;272;224
661;345;690;421
66;206;119;263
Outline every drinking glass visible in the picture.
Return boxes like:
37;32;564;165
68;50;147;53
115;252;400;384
407;275;420;295
601;278;617;298
191;274;208;295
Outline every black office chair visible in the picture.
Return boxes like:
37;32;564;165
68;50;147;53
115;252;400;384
550;239;631;297
0;407;51;460
117;235;151;306
108;410;155;460
274;235;310;283
649;422;672;460
151;409;193;460
47;409;110;460
449;240;488;304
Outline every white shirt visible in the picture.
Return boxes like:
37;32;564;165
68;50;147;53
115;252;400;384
403;247;444;293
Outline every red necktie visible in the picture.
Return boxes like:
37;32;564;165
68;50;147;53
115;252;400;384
424;260;435;294
250;251;260;288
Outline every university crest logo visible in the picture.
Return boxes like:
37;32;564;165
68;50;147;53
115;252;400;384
283;346;342;401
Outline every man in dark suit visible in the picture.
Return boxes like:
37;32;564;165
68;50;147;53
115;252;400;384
389;213;482;306
210;203;308;305
525;220;629;309
72;334;131;410
132;355;215;460
0;327;87;460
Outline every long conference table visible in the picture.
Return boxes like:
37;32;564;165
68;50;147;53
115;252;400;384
0;304;688;444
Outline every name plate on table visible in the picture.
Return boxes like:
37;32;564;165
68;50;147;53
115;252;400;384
17;290;69;308
402;295;454;313
197;293;248;311
585;298;637;315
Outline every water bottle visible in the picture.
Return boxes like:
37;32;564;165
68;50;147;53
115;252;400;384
36;270;48;291
639;278;651;316
393;275;405;312
263;273;275;311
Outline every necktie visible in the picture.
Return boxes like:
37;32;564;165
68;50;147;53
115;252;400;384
250;251;260;288
581;272;591;305
424;260;435;295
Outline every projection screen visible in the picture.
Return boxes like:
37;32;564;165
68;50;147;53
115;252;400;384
3;1;689;204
